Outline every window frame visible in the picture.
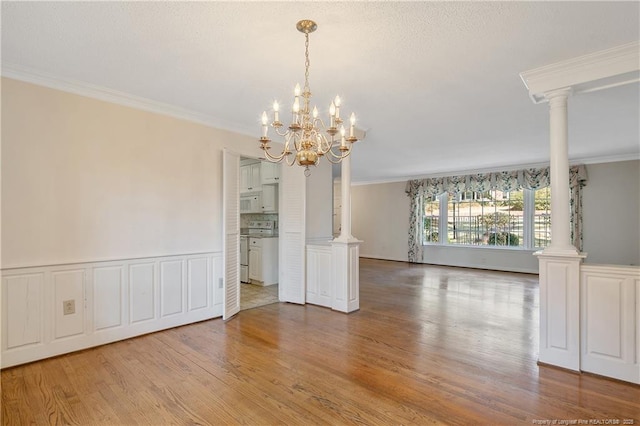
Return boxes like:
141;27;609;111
423;188;549;250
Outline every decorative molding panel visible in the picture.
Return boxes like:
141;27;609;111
129;262;155;324
581;265;639;384
188;257;208;312
93;265;124;331
52;269;85;340
331;241;361;313
536;253;582;371
1;252;222;368
306;245;332;308
3;274;43;349
160;260;184;317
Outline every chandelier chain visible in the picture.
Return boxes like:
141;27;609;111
304;32;310;94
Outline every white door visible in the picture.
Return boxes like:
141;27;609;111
278;163;306;304
223;150;241;320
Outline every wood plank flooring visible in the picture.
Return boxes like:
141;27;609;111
2;258;639;425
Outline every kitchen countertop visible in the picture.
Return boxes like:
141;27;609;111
240;232;278;238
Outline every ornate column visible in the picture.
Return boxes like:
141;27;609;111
331;155;360;313
536;88;585;372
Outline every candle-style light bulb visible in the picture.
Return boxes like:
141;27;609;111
273;101;279;122
349;112;356;138
312;106;318;119
334;96;341;119
261;111;268;137
329;101;336;127
293;98;300;113
340;125;346;147
294;83;301;97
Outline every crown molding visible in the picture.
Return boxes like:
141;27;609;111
351;152;640;186
520;41;640;103
1;62;253;136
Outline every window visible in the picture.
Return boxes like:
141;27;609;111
423;188;551;249
423;195;440;243
533;187;551;248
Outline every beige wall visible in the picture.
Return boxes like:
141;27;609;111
1;77;261;268
352;181;409;262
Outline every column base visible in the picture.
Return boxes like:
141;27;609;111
535;250;587;371
331;240;361;313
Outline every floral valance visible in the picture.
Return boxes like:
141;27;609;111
405;165;587;197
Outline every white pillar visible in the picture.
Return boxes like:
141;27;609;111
337;155;356;242
544;88;578;255
536;87;586;372
331;154;360;313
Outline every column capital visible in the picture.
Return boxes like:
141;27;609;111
544;87;572;102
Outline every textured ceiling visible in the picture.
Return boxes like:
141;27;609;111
2;1;639;183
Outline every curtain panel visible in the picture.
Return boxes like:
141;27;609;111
405;165;588;262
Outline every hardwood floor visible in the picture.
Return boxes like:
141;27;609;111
2;258;639;425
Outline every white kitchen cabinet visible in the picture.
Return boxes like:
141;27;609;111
240;193;261;214
248;243;262;281
240;163;262;193
261;161;280;184
248;237;279;286
261;184;278;213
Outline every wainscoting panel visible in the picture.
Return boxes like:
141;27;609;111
1;252;222;368
160;260;184;317
93;265;124;331
537;254;582;371
306;244;332;308
4;273;43;349
581;265;639;384
129;262;155;324
547;263;569;350
188;257;208;312
212;254;223;309
52;269;86;340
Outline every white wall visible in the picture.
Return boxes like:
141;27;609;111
352;181;409;262
582;160;639;266
1;77;261;268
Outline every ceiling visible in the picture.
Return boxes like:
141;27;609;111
2;1;639;183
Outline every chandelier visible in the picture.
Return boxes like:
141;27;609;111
259;20;359;175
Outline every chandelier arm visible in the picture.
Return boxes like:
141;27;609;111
323;150;351;164
324;146;352;162
273;127;291;138
316;134;333;155
262;148;288;163
284;152;297;166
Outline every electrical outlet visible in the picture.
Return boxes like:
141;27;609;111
63;299;75;315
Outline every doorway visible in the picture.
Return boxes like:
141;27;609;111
239;156;280;311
